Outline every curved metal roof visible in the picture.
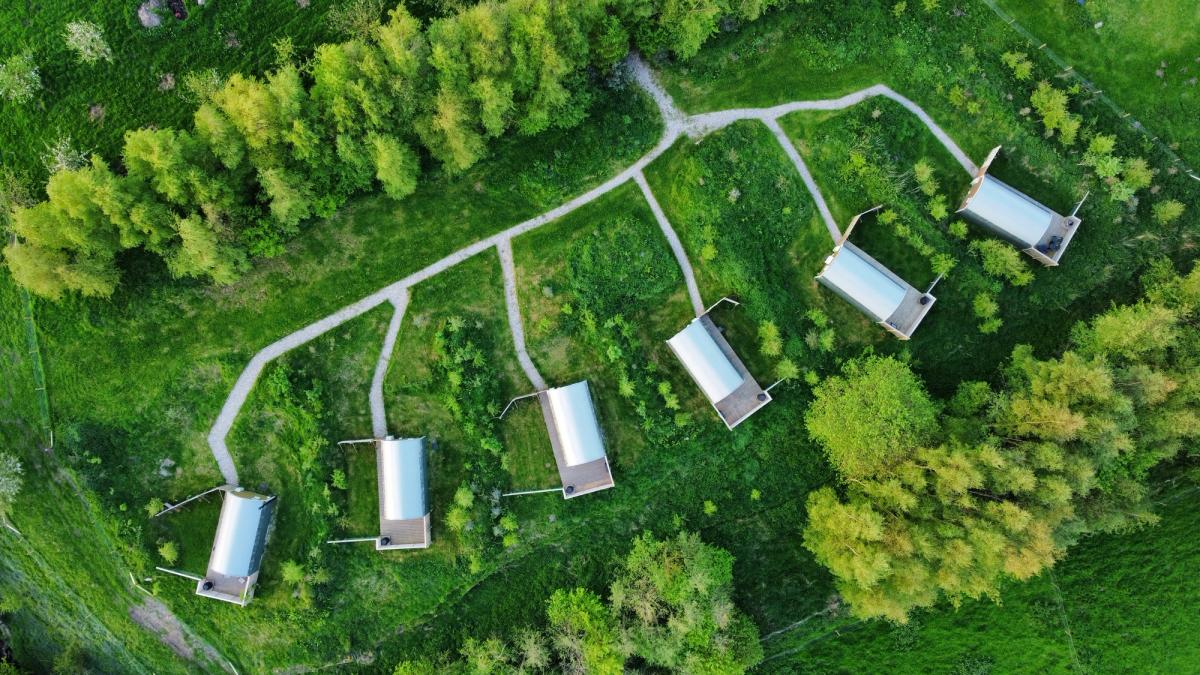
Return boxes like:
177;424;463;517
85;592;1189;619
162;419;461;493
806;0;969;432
209;490;274;578
959;175;1054;248
545;381;606;467
379;437;427;521
817;245;907;322
667;318;744;403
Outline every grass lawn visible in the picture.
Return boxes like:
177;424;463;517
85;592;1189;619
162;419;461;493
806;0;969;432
0;0;342;180
993;0;1200;168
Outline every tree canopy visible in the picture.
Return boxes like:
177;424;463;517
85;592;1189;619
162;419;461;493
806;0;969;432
803;262;1200;623
3;0;805;300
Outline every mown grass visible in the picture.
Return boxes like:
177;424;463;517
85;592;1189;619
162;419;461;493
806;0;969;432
0;0;340;180
993;0;1200;167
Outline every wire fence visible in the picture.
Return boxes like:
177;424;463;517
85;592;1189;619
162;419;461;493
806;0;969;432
19;284;52;448
978;0;1199;182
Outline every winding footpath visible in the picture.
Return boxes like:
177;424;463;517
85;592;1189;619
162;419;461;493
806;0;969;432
205;55;979;484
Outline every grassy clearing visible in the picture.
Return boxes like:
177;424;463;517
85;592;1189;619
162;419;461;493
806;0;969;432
0;0;340;180
993;0;1200;167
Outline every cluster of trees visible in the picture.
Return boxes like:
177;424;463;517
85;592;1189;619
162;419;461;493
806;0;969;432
803;261;1200;622
2;0;800;301
395;532;762;673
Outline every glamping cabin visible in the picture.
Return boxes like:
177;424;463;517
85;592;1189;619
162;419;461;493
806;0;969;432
815;206;937;340
374;437;431;550
537;381;614;499
196;487;276;606
957;146;1086;266
328;436;431;551
667;310;771;429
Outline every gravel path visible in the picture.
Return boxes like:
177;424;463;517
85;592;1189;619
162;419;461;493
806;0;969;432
205;56;980;483
763;118;842;241
635;171;705;316
685;84;977;176
497;239;547;390
369;291;409;438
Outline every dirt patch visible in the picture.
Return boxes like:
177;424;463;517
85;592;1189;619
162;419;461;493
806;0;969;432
130;596;231;671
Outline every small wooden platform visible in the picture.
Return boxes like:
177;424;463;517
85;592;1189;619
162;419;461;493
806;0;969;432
196;570;257;606
695;316;771;429
1023;214;1081;267
538;391;614;499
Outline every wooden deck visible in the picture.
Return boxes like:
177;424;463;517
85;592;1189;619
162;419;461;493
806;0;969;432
696;315;771;429
196;570;257;606
881;286;936;340
377;513;431;550
1024;214;1081;267
538;391;614;498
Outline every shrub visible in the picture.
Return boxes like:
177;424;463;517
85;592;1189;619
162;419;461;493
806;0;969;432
1030;81;1080;145
63;21;113;64
1153;199;1185;226
971;239;1033;286
948;220;968;239
1001;51;1033;80
928;194;949;221
281;560;305;586
913;159;939;196
0;54;40;103
758;320;782;356
157;541;179;565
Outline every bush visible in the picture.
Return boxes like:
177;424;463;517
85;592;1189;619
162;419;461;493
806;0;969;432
970;239;1033;286
1030;81;1080;145
1153;199;1185;226
157;541;179;565
63;21;113;64
0;54;40;103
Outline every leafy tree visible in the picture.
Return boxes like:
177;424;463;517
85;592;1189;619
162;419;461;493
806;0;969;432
546;588;622;675
63;21;113;64
329;0;387;39
805;265;1200;622
368;133;420;199
0;166;35;230
0;53;40;103
610;532;763;672
4;164;125;299
164;214;244;283
806;356;940;480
